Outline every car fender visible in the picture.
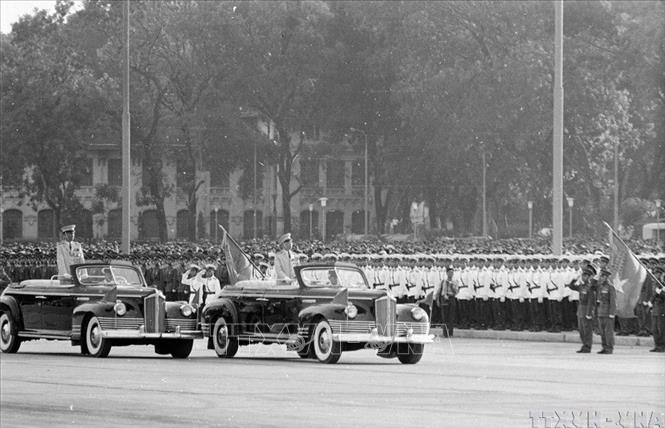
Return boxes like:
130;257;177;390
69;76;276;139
72;302;116;336
202;298;238;335
396;303;430;323
298;303;346;328
0;295;23;329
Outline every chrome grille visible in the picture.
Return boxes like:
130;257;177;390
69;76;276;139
144;293;166;333
166;318;197;332
329;320;375;334
374;295;396;337
396;322;429;335
98;317;143;330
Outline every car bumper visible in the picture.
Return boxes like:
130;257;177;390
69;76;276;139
332;333;434;344
100;329;202;339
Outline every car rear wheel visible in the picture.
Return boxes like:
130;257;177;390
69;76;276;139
0;313;21;354
397;343;424;364
170;340;194;359
213;317;238;358
85;316;112;358
312;319;341;364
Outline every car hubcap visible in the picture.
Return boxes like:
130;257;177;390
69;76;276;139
90;324;101;349
216;322;228;350
1;317;9;343
318;326;331;354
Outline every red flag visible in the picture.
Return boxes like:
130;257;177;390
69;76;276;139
221;227;253;284
605;222;648;318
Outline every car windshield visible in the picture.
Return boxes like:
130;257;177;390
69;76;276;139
76;266;144;287
300;267;368;289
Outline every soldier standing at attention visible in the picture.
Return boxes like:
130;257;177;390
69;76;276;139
649;266;665;352
56;224;85;276
567;265;597;353
274;233;298;281
595;268;616;354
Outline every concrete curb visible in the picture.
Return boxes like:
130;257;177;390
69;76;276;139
450;328;655;347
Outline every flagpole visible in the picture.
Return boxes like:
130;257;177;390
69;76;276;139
603;221;663;287
219;224;265;279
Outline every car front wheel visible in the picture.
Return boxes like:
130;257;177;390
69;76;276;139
170;340;194;359
313;319;341;364
85;316;112;358
213;317;238;358
0;313;21;353
397;343;424;364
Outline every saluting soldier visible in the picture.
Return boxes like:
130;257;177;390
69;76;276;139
595;268;617;354
568;265;597;353
56;224;85;276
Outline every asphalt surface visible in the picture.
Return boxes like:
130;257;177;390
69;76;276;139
1;338;663;428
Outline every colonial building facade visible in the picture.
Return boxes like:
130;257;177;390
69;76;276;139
1;140;373;242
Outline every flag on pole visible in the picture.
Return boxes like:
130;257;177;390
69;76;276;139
604;222;648;318
220;226;253;284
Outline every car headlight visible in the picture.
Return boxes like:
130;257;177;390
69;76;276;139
344;303;358;319
410;306;426;321
113;301;127;317
180;304;194;317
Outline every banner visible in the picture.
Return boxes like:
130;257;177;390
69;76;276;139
604;222;648;318
220;226;253;284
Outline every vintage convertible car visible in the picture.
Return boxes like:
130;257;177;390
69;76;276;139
0;262;200;358
201;263;433;364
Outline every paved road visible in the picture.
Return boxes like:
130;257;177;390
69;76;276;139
1;338;663;428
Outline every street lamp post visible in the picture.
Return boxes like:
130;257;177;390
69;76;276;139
350;128;369;235
481;145;487;238
253;139;257;240
319;197;328;242
214;208;219;243
528;201;533;239
308;203;313;240
656;199;662;245
566;197;574;239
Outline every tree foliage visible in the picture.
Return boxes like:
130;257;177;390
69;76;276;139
2;0;662;239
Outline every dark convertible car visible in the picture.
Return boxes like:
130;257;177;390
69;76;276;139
201;263;433;364
0;262;200;358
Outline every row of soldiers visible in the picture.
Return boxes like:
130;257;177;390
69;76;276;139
2;248;664;341
348;253;664;338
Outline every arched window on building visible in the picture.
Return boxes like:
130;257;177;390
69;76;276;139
351;210;365;234
38;209;55;239
326;210;344;239
300;209;319;238
139;209;159;240
2;209;23;240
209;209;229;242
243;210;263;239
176;209;190;240
107;209;121;239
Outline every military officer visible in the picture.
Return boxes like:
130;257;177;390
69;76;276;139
56;224;85;276
567;265;597;353
649;266;665;352
183;264;202;305
274;233;298;281
595;268;616;354
433;266;459;337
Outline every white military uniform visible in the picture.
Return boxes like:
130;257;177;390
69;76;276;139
56;240;84;276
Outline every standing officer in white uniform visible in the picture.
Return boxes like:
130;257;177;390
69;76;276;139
56;224;85;276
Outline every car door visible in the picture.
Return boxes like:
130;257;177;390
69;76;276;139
41;286;77;335
262;285;300;337
15;293;43;332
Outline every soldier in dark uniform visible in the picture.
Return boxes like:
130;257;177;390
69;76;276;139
649;266;665;352
567;265;597;353
595;268;616;354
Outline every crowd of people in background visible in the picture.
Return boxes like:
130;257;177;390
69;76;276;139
1;235;663;352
